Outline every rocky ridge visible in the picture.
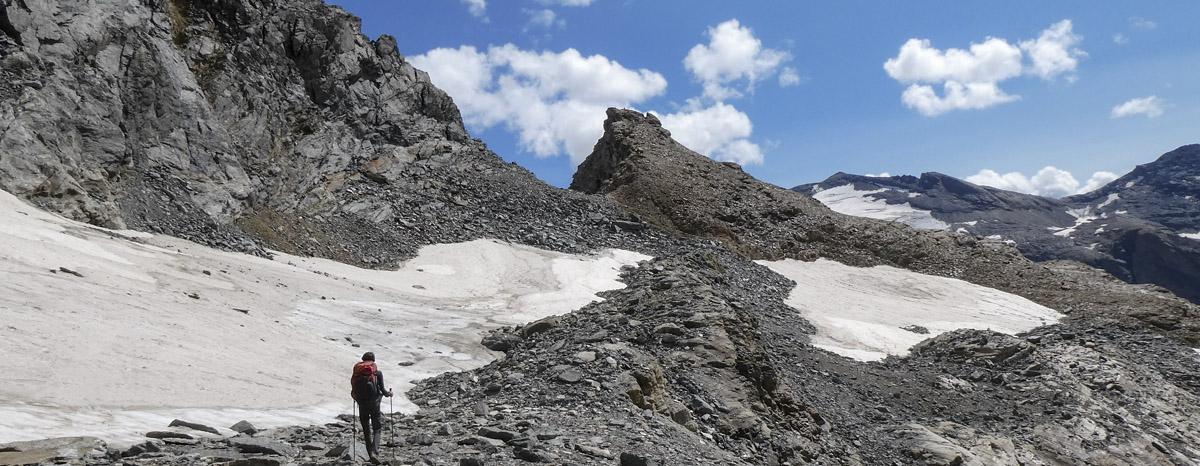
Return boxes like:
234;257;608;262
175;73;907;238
572;109;1200;345
795;148;1200;303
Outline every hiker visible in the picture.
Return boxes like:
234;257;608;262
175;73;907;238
351;351;394;463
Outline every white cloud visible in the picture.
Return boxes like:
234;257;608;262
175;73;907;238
883;36;1022;116
411;45;667;163
778;67;802;87
966;166;1117;198
900;81;1019;117
866;172;892;178
655;102;764;166
884;20;1085;116
1110;95;1164;118
684;19;791;101
525;9;564;29
1130;17;1157;30
1112;33;1129;45
884;37;1023;84
461;0;487;18
1080;171;1118;193
1019;20;1085;80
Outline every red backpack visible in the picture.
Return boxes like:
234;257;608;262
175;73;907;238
350;361;378;402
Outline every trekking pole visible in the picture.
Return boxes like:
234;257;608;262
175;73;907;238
389;395;396;459
351;399;357;464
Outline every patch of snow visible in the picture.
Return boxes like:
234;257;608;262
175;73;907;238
1055;207;1099;237
955;228;969;234
1116;210;1128;215
961;221;978;226
0;189;649;445
758;259;1061;362
1094;227;1105;234
985;234;1004;240
1097;193;1120;209
1180;232;1200;240
1125;180;1137;188
811;184;949;230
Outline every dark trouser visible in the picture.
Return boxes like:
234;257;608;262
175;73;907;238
358;398;382;456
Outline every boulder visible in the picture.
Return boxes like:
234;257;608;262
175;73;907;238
146;431;194;440
168;419;221;435
230;420;259;435
477;427;518;442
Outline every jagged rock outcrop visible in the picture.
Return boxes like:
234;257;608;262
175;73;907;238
796;147;1200;303
0;0;655;265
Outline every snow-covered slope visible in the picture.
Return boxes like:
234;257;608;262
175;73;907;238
758;259;1061;361
0;190;648;445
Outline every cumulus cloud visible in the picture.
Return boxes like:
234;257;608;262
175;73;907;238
411;45;667;163
1111;95;1164;118
461;0;487;18
884;37;1024;84
884;20;1084;116
966;166;1117;198
525;9;564;30
684;19;791;101
1112;33;1129;45
900;81;1019;117
656;103;763;165
1080;171;1119;193
1019;20;1085;80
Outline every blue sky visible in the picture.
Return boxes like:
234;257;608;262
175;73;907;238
330;0;1199;196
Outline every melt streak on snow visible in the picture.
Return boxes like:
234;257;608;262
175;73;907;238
0;190;648;445
811;184;949;230
758;259;1061;362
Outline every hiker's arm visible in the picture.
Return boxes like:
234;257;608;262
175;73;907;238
381;371;393;397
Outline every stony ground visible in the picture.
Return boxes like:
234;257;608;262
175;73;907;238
1;1;1198;465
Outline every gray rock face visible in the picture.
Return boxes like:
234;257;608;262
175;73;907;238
0;0;462;227
796;153;1200;303
0;0;664;267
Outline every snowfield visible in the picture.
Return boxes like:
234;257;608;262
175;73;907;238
0;190;648;445
758;259;1061;361
811;184;949;230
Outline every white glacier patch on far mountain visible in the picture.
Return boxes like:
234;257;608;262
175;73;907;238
811;184;949;230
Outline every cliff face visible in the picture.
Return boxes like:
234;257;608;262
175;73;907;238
0;0;656;266
2;0;458;225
